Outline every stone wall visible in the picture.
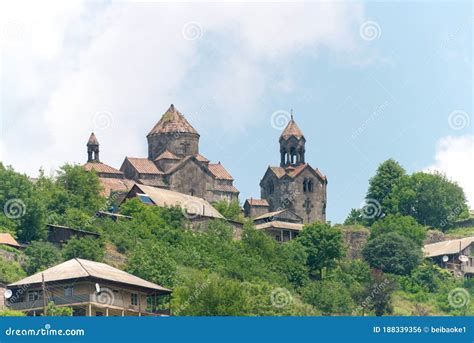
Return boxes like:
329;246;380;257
340;226;370;259
147;132;199;160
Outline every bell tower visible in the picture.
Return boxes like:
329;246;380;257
87;132;100;162
279;114;305;167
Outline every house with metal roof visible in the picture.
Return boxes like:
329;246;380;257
6;258;172;316
423;237;474;277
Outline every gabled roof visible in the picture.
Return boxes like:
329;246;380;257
253;209;303;222
97;177;134;197
123;157;162;175
244;199;269;207
148;104;199;136
423;237;474;258
0;233;20;248
266;164;327;181
127;184;224;219
87;132;99;145
84;162;123;175
280;118;304;140
196;154;209;163
155;150;180;161
9;258;171;293
208;162;234;180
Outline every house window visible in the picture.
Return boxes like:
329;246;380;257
308;180;314;192
275;235;281;242
190;189;195;196
131;293;138;306
28;291;42;302
268;181;275;194
64;286;74;297
303;179;308;192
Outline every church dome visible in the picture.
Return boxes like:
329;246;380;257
280;117;304;141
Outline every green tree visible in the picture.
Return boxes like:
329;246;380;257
296;222;345;279
213;200;242;221
0;163;46;241
62;237;104;262
24;241;62;274
362;270;395;316
362;232;422;275
0;257;26;283
386;172;468;229
127;242;177;288
45;302;73;316
370;214;426;247
302;280;355;315
366;159;406;222
344;208;367;226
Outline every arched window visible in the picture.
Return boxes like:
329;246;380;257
303;179;308;193
308;180;314;192
190;189;195;196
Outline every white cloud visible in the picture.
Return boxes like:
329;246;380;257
425;135;474;208
1;1;367;176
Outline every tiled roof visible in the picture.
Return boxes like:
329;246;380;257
98;178;134;197
155;150;180;160
148;104;198;136
213;184;239;193
245;199;269;207
208;163;234;180
9;258;171;293
255;221;304;231
196;154;209;163
268;164;326;180
125;157;162;174
0;233;20;248
84;162;123;175
87;132;99;145
280;118;304;140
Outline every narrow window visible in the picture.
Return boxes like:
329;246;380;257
131;293;138;306
64;286;74;297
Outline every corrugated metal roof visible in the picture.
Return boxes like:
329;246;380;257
423;237;474;257
255;221;304;231
208;163;234;180
9;258;171;293
130;184;224;219
125;157;162;174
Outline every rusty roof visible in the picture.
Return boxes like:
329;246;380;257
84;162;123;175
208;163;234;180
87;132;99;145
148;104;199;136
245;199;269;207
155;150;180;160
124;157;162;175
0;233;20;248
280;118;304;140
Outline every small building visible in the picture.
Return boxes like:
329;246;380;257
6;258;172;316
0;233;21;249
243;198;269;218
423;237;474;277
253;209;304;243
46;224;100;246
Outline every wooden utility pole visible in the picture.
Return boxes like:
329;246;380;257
42;273;47;316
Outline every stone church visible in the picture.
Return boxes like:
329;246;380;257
83;104;239;203
244;115;327;225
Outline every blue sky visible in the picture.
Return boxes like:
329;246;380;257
0;1;472;223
